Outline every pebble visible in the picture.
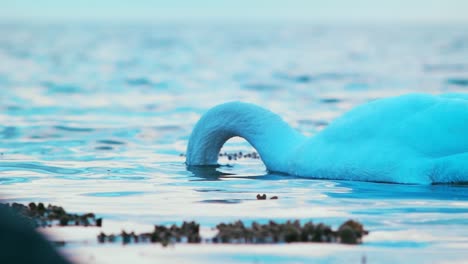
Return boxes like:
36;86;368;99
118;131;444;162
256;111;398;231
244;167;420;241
256;194;278;200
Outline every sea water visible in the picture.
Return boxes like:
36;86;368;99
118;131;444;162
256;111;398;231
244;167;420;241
0;22;467;263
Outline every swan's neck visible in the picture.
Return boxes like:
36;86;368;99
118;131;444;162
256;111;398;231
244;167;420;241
186;102;306;172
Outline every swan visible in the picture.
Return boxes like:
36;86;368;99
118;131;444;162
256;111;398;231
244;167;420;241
186;93;468;184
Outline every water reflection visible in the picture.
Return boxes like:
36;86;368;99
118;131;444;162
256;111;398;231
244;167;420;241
187;165;293;182
0;162;81;174
187;165;234;181
326;181;468;201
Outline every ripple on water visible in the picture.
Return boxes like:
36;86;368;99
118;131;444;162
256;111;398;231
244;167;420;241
55;175;89;180
55;174;148;181
97;140;126;145
366;241;430;248
0;162;81;174
102;176;149;180
125;77;153;86
325;181;468;201
424;63;468;72
199;199;244;204
320;98;342;104
42;81;81;94
54;126;94;132
410;218;468;225
352;206;468;216
345;82;371;90
95;146;113;150
5;105;22;112
194;188;225;192
153;125;182;131
81;191;146;197
446;78;468;87
0;177;35;185
0;126;19;139
188;168;235;181
273;72;313;83
243;83;281;91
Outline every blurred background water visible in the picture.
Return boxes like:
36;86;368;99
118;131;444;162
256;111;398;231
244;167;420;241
0;21;468;263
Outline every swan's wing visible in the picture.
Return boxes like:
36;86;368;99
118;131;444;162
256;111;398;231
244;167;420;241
291;94;436;183
427;152;468;183
316;93;468;157
296;93;468;183
440;93;468;101
317;93;439;142
396;95;468;157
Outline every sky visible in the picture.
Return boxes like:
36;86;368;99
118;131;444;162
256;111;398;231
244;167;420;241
1;0;467;23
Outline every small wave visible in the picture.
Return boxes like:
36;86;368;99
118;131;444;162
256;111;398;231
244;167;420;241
154;125;182;131
243;83;281;91
126;77;152;86
81;191;145;197
424;64;468;72
6;105;22;111
55;175;88;180
446;78;468;87
275;72;356;83
320;98;341;104
95;146;113;150
97;139;125;145
54;126;94;132
195;188;224;192
0;162;81;174
366;241;429;248
273;73;312;83
345;82;370;90
199;199;243;204
0;126;19;139
42;81;81;94
0;177;34;185
102;176;148;180
314;72;357;81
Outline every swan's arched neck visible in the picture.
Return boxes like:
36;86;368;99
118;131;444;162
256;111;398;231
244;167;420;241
186;102;306;172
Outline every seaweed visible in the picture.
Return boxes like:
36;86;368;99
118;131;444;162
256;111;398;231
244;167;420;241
0;202;102;228
1;202;368;246
180;151;262;161
99;219;368;246
98;221;201;246
213;219;368;244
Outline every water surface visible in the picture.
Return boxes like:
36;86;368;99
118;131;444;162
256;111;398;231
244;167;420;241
0;22;467;263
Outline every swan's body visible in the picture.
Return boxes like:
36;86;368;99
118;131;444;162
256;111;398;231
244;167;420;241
186;93;468;184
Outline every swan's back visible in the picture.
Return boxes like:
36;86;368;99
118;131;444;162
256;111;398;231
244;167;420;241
321;94;468;156
292;94;468;184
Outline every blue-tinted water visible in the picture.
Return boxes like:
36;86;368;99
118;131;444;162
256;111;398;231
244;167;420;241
0;22;468;263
